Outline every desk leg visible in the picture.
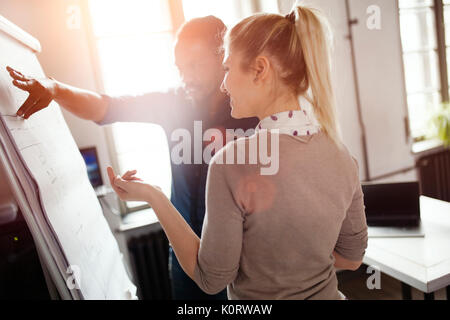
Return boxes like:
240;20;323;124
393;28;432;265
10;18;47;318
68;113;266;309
447;286;450;300
424;292;435;300
401;282;412;300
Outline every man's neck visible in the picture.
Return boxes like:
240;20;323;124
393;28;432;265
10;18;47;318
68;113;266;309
198;90;229;120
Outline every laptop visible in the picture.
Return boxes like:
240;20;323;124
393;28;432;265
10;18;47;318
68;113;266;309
362;181;425;238
79;147;110;197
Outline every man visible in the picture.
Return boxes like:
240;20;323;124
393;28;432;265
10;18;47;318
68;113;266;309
6;16;258;300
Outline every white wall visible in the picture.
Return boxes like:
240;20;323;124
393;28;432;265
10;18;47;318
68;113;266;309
278;0;367;179
349;0;415;180
278;0;417;182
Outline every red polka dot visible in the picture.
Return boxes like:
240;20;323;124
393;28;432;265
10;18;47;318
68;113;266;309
271;115;278;121
288;111;293;118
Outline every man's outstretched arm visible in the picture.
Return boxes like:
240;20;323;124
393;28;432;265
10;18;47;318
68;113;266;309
7;65;108;121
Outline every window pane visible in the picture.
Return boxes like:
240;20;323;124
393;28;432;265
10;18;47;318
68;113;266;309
399;1;440;139
399;6;436;51
444;6;450;45
97;33;180;95
88;0;172;37
402;51;440;93
399;0;433;9
406;92;440;138
446;47;450;93
111;123;172;209
181;0;241;26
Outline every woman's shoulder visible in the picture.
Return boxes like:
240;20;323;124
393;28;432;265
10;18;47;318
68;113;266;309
278;131;360;173
315;132;362;179
210;134;254;167
210;130;361;177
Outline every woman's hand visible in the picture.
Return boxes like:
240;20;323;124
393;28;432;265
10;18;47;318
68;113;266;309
106;166;162;203
107;167;201;281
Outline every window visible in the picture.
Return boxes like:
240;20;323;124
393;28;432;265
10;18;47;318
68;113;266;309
86;0;270;214
444;0;450;93
181;0;242;26
399;0;449;141
87;0;180;213
105;122;172;211
88;0;180;95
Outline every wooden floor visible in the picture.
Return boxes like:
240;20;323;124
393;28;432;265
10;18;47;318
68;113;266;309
337;265;448;300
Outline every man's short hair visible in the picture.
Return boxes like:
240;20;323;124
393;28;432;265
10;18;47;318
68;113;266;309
176;15;227;54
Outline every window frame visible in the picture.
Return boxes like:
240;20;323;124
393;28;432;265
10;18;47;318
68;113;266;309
399;0;449;143
80;0;185;215
81;0;185;94
435;0;449;101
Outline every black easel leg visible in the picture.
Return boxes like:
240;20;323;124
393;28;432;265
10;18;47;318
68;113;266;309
401;282;412;300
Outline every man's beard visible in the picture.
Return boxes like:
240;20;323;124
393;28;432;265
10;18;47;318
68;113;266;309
187;89;211;106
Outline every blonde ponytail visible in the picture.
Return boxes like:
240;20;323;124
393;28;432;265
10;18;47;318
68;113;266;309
294;6;341;147
226;5;341;146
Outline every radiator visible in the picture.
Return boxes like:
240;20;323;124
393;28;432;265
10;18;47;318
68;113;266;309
127;228;172;300
417;148;450;202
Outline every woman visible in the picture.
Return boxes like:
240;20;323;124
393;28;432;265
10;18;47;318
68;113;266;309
107;5;368;300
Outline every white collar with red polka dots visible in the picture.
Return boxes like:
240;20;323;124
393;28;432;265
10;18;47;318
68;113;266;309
255;108;321;137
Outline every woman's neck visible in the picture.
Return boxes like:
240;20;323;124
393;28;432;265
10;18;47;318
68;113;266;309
256;93;300;121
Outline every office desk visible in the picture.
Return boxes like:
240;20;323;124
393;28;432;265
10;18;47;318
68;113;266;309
363;196;450;300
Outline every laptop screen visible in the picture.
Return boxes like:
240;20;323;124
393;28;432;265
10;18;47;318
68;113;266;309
362;181;421;227
80;147;103;188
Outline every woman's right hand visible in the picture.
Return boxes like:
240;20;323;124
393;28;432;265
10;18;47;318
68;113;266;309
6;66;57;119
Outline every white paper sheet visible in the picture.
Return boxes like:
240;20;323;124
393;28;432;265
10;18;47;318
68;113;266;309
0;19;136;299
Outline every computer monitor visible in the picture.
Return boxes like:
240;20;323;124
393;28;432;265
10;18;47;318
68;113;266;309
79;147;103;188
362;181;421;227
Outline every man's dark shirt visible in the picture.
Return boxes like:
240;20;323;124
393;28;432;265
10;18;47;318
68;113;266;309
99;88;258;235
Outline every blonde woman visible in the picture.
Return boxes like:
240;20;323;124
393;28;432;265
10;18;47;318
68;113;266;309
108;6;368;300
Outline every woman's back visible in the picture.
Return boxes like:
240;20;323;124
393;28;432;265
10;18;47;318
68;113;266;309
193;5;368;300
200;131;368;299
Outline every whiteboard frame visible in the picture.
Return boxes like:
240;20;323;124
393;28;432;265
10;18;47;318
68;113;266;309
0;144;73;299
0;14;75;299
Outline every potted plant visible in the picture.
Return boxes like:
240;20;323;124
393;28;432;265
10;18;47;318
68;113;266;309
428;102;450;147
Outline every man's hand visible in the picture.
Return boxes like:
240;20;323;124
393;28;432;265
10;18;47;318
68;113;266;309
6;66;57;119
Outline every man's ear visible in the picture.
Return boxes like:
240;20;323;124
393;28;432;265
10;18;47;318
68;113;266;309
252;56;270;84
